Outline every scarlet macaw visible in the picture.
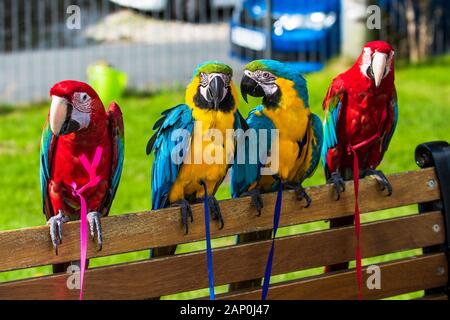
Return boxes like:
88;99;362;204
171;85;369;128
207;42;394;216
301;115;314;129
147;61;245;257
40;80;124;270
322;40;397;197
322;41;397;282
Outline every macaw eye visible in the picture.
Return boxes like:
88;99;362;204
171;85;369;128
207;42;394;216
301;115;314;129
73;92;91;113
223;75;231;87
256;71;274;82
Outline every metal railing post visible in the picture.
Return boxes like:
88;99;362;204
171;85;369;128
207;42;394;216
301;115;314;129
265;0;272;59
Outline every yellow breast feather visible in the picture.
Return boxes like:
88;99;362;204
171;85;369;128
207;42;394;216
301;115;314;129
169;77;238;202
260;77;311;182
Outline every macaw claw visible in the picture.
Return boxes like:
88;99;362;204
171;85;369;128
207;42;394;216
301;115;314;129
87;211;103;251
47;210;70;255
365;169;393;196
296;186;312;208
284;182;312;208
243;189;264;216
172;199;193;235
208;196;224;230
327;172;346;201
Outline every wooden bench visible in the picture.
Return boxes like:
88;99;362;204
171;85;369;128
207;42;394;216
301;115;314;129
0;141;449;300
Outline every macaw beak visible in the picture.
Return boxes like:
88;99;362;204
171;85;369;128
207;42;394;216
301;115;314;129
372;52;387;87
207;75;226;110
240;74;265;103
49;95;79;136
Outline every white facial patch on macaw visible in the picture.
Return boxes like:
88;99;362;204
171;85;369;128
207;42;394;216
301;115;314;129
199;72;230;103
360;47;394;86
360;47;372;79
247;69;278;96
71;92;92;130
71;107;91;130
384;51;394;77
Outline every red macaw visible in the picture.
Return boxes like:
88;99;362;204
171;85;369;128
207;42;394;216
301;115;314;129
40;81;124;266
321;41;398;286
322;40;397;198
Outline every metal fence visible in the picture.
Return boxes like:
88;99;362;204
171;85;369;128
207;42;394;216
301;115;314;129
0;0;239;104
0;0;448;105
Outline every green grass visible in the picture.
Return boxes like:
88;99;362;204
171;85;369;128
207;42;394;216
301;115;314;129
0;56;449;299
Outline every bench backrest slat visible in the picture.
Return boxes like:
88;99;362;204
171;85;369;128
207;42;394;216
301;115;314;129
217;253;447;300
0;168;440;273
0;210;444;300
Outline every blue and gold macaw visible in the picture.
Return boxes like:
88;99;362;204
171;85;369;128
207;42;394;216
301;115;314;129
146;61;245;257
230;60;323;292
232;59;323;212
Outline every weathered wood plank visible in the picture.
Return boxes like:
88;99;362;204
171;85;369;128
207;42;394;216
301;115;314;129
217;253;448;300
0;168;439;272
0;211;444;300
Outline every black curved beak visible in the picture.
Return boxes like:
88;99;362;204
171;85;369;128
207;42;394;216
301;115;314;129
58;103;80;136
207;76;225;110
59;117;80;136
240;74;265;103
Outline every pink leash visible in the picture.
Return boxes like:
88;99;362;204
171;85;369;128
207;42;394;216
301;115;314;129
347;134;379;300
70;146;103;300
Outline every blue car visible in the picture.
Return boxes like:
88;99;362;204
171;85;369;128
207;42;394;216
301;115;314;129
231;0;341;72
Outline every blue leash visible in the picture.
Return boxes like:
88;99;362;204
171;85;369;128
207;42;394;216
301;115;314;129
261;182;283;300
201;182;215;300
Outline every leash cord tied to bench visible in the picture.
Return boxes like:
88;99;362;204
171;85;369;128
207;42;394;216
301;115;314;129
70;146;103;301
201;181;215;300
261;182;283;300
347;134;379;300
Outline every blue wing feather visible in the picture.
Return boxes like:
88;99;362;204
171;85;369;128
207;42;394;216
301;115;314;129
111;138;124;192
150;104;194;209
321;100;341;168
231;106;275;197
99;103;125;216
40;121;56;219
321;78;344;170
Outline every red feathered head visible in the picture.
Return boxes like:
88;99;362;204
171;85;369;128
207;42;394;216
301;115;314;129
357;41;395;88
49;80;105;136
